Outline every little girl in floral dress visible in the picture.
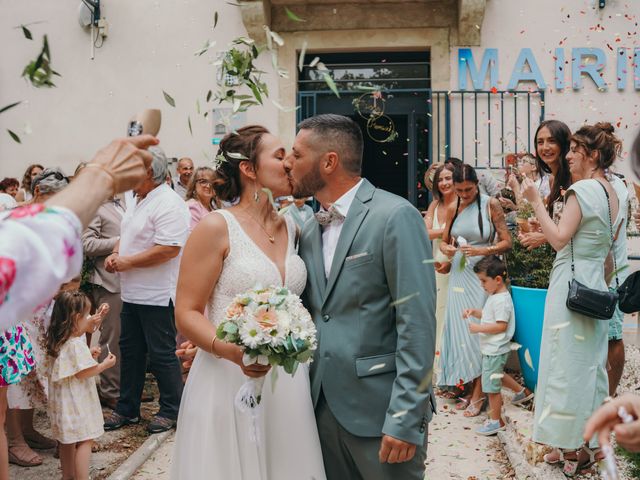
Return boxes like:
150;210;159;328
45;290;116;480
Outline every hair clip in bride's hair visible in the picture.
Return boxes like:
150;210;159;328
214;153;227;169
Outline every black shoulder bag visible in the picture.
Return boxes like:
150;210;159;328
566;181;619;320
618;272;640;314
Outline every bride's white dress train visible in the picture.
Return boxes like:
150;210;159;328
170;210;326;480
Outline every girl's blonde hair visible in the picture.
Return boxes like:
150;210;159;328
46;290;90;358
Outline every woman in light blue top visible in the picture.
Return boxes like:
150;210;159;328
438;164;512;416
523;122;624;476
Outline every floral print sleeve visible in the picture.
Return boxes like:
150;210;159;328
0;205;82;330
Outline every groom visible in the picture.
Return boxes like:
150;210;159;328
284;114;436;479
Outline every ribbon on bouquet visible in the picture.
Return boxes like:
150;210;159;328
234;353;270;443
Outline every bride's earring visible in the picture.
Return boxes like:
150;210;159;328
253;184;260;202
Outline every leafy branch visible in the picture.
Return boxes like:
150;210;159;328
22;35;60;88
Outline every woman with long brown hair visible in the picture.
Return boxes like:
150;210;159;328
519;120;572;249
15;164;44;204
423;163;456;382
523;122;624;475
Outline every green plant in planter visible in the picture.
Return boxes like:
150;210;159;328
505;203;555;290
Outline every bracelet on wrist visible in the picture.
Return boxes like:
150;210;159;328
210;336;222;359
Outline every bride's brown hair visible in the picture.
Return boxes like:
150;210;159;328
214;125;270;202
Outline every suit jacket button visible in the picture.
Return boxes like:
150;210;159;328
322;314;330;322
419;426;425;433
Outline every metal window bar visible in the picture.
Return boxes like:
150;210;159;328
429;90;544;169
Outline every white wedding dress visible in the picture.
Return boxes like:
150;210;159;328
171;210;326;480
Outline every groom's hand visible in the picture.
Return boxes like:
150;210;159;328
378;434;416;464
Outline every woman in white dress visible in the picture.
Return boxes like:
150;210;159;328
172;125;326;480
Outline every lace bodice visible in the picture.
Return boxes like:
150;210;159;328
206;210;307;326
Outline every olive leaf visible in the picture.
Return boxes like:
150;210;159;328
0;101;22;115
163;90;176;107
285;7;306;22
22;35;60;88
194;39;216;56
7;130;21;143
21;25;33;40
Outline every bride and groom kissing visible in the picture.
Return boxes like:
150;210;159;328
171;114;437;479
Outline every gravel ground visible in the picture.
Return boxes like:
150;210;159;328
8;374;160;480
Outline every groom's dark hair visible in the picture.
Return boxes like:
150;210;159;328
298;114;363;176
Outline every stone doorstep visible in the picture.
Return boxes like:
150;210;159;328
497;400;567;480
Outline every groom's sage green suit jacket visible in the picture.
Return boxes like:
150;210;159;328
300;179;437;447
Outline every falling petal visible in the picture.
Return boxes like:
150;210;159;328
309;56;320;68
271;99;299;112
298;40;307;72
214;11;219;28
261;187;278;209
187;116;193;136
489;373;504;380
392;410;409;418
285;7;306;22
549;321;570;330
453;287;465;293
550;412;576;421
574;335;585;341
510;342;522;351
417;368;434;393
194;39;216;56
524;348;534;370
368;363;386;371
422;259;438;264
227;152;248;160
390;292;420;307
538;405;551;424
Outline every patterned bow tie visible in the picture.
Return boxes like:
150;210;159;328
314;206;345;226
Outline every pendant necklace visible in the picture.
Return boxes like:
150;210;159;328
243;207;275;243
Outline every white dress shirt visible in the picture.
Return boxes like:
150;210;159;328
174;181;188;200
321;179;363;278
119;184;189;306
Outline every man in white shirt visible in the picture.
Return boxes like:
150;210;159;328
103;147;189;434
173;157;194;199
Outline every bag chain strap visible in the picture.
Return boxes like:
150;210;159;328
570;181;619;287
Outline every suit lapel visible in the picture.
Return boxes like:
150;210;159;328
322;180;374;306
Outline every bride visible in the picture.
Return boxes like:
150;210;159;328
171;126;326;479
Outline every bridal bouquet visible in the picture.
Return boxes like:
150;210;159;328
217;285;317;413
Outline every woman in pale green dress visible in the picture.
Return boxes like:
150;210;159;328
423;164;456;381
522;122;624;476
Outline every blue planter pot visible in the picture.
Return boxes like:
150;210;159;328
511;285;547;392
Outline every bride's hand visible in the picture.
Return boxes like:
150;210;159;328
176;341;198;370
231;345;272;378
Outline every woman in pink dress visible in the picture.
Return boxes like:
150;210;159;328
185;167;220;231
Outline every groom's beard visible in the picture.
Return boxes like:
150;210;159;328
291;164;325;198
